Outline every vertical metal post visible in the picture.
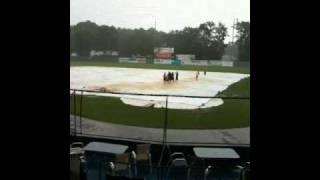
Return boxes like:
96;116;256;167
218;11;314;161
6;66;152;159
80;90;83;134
73;90;77;134
99;161;101;180
163;95;168;144
158;95;169;180
164;95;171;159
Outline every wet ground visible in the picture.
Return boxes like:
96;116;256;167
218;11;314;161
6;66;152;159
70;67;249;109
70;114;250;145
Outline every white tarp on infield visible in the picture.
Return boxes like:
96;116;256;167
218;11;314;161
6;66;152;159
70;67;249;109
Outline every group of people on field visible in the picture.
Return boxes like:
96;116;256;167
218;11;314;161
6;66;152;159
163;72;178;82
163;70;207;82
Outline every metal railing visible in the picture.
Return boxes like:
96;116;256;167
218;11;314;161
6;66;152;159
70;88;250;146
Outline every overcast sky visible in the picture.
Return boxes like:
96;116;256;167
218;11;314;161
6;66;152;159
70;0;250;42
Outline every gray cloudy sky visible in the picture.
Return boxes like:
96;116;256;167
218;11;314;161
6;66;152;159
70;0;250;42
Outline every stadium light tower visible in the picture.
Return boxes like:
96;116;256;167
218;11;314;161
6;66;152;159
231;19;235;46
143;13;157;56
231;18;238;61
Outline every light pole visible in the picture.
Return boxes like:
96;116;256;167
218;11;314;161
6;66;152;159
144;13;157;58
231;19;235;61
141;13;156;30
148;14;156;30
231;18;238;61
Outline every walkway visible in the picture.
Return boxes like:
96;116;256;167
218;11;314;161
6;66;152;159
70;115;249;145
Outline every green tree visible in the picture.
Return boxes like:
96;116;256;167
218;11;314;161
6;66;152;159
198;21;227;59
70;20;228;59
236;21;250;61
72;21;99;56
70;27;75;53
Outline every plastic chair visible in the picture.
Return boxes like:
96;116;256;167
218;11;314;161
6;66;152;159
71;142;84;148
108;153;132;177
204;165;214;180
131;144;152;175
70;142;84;155
167;152;185;167
186;155;206;180
166;158;190;180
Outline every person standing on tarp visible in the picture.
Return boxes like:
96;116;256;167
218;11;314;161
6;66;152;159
204;71;206;76
163;72;167;82
176;72;178;80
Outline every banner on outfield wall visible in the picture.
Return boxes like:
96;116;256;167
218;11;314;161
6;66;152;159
153;59;172;64
171;59;181;65
193;60;207;65
135;57;147;63
119;57;146;63
179;59;234;67
176;54;195;61
207;60;234;67
221;61;234;67
119;57;131;63
90;50;119;57
207;60;222;66
182;60;208;66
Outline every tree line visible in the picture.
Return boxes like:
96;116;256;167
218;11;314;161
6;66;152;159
70;20;250;61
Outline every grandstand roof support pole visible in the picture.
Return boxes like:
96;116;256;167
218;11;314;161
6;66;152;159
158;95;169;176
73;90;77;135
80;90;83;134
163;95;168;144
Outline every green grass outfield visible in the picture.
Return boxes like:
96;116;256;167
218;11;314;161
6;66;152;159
70;60;250;129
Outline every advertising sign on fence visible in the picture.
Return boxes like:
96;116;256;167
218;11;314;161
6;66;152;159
90;50;105;57
221;61;234;67
136;57;147;63
181;60;208;66
111;51;119;56
207;60;222;66
153;59;172;64
176;54;195;61
171;59;181;65
119;57;131;63
119;57;147;64
207;60;234;67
